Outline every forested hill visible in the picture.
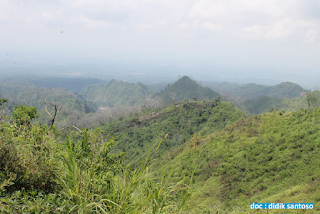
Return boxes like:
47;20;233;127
148;82;168;93
153;76;220;104
79;79;153;107
1;87;96;127
200;81;239;92
152;107;320;212
0;79;36;95
227;82;304;99
99;99;245;166
238;90;320;115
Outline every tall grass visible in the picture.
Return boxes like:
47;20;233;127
0;125;193;213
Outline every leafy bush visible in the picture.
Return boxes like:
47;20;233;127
0;109;193;213
11;104;39;125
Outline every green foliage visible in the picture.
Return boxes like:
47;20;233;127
268;82;305;98
240;91;320;115
100;100;245;166
2;76;319;212
228;82;304;99
0;80;36;95
241;96;283;114
0;122;60;194
0;110;193;213
153;76;220;104
306;90;318;109
80;80;153;107
200;81;239;92
155;108;320;211
15;87;96;114
11;104;39;125
1;87;96;127
148;82;169;93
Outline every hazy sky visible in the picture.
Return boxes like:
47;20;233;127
1;0;320;85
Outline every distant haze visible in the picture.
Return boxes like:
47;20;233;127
1;0;320;87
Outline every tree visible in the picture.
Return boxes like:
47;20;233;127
11;104;39;125
306;90;318;123
44;99;62;126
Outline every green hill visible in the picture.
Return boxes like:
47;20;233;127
153;76;220;104
228;82;304;99
0;79;36;95
240;96;284;114
268;82;305;98
99;99;245;166
148;82;169;93
201;81;239;92
1;87;97;127
152;108;320;212
79;80;153;107
239;91;320;115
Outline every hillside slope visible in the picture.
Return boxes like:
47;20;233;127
79;80;153;107
228;82;304;99
0;80;36;95
201;81;239;93
152;108;320;212
148;82;168;93
99;100;245;166
1;87;97;127
153;76;220;104
239;91;320;115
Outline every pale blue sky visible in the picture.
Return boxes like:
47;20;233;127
1;0;320;86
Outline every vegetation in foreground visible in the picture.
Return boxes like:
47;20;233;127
0;100;193;213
